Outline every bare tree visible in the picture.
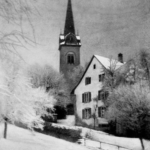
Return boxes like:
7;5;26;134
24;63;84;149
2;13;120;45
133;49;150;88
92;96;98;129
0;1;52;139
0;0;39;55
102;58;127;99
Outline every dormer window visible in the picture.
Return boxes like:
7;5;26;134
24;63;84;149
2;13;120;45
67;52;75;64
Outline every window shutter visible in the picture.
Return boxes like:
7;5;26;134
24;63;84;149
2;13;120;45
98;90;101;100
99;75;101;82
82;94;84;103
82;109;84;119
89;92;91;102
89;108;91;118
102;74;105;81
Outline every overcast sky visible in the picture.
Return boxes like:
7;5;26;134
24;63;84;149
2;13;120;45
10;0;150;71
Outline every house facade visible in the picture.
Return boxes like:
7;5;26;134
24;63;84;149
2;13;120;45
72;55;123;127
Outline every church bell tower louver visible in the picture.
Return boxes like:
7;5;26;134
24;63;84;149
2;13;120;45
59;0;81;84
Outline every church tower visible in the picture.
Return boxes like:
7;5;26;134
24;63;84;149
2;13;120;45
59;0;81;83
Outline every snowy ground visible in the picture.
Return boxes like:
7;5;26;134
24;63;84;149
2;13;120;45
56;115;150;150
0;124;91;150
80;127;150;150
1;123;150;150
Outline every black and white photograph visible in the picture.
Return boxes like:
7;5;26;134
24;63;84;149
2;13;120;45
0;0;150;150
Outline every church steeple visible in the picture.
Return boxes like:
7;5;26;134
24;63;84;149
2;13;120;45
59;0;81;87
59;0;81;50
64;0;75;35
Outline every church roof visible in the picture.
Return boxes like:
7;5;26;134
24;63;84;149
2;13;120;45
64;0;75;35
59;0;81;50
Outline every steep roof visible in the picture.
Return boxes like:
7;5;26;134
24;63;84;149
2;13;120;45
94;55;123;70
64;0;75;35
71;55;124;94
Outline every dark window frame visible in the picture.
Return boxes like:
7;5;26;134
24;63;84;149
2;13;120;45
82;92;91;103
67;53;75;64
98;90;108;100
82;108;91;119
85;77;91;85
98;107;105;118
99;74;105;82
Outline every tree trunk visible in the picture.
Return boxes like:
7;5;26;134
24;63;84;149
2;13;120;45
140;137;145;150
4;118;8;139
94;117;96;129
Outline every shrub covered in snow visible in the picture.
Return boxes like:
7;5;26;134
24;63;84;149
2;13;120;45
43;123;82;141
0;56;56;138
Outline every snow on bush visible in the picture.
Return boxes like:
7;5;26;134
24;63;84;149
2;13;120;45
0;55;56;132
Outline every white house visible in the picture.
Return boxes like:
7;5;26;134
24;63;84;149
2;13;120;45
72;55;123;128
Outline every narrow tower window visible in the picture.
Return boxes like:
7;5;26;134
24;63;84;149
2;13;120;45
118;53;123;63
93;64;96;69
67;52;75;64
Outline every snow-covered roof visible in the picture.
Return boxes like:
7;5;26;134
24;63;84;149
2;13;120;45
72;54;124;93
60;35;65;40
60;41;65;45
76;36;80;39
94;55;124;70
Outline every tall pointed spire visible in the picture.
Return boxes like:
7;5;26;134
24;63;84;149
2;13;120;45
64;0;75;35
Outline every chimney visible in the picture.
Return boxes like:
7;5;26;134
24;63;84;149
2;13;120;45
118;53;123;63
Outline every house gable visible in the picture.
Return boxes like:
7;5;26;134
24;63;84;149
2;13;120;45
75;57;104;95
72;55;121;94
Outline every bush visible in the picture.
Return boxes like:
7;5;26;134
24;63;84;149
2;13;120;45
43;123;82;142
106;83;150;140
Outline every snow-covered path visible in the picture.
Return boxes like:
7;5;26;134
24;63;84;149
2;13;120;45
0;124;91;150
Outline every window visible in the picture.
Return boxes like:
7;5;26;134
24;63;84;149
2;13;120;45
98;107;105;118
99;74;105;82
82;92;91;103
67;53;75;64
98;90;108;100
93;64;96;69
82;108;91;119
85;77;91;85
118;53;123;63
